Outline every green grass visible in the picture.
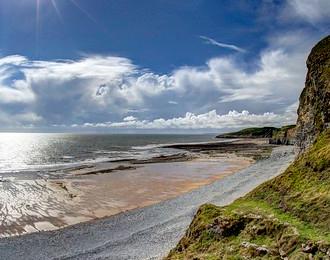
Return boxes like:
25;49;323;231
226;200;330;242
167;130;330;259
217;125;296;142
249;130;330;232
271;125;296;139
217;127;278;138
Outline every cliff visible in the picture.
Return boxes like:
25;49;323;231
269;125;296;145
167;36;330;259
296;35;330;151
216;127;278;138
167;131;330;259
217;125;296;145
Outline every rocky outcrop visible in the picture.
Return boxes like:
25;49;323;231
269;125;296;145
296;35;330;151
167;36;330;260
216;125;296;145
167;129;330;260
216;127;277;138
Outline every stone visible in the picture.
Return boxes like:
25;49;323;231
296;35;330;152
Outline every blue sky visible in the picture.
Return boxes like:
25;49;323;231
0;0;329;132
0;0;268;72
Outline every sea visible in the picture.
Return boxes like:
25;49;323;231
0;133;216;174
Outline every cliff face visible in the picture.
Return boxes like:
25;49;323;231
296;35;330;151
167;36;330;259
216;125;296;144
167;130;330;259
216;127;278;138
269;125;296;145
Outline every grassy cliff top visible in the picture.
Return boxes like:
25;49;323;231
217;125;295;139
167;129;330;259
216;127;278;138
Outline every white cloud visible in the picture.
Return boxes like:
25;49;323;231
0;84;35;105
200;36;246;53
0;21;322;130
0;56;35;105
77;109;296;129
0;55;27;66
282;0;330;24
123;116;137;121
0;111;42;126
0;48;303;114
15;112;43;123
0;39;307;128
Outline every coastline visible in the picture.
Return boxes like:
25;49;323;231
0;145;295;260
0;139;273;237
0;138;271;238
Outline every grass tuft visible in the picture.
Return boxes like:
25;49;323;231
166;130;330;259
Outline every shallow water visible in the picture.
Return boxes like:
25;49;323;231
0;133;215;173
0;146;295;260
0;154;249;237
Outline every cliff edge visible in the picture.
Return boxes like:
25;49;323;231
296;35;330;151
167;36;330;259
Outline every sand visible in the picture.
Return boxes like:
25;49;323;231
0;146;295;260
0;152;252;237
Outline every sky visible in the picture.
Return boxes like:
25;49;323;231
0;0;329;132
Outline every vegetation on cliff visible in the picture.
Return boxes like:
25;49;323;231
270;125;296;145
216;125;296;145
216;127;281;139
296;35;330;151
167;35;330;260
167;130;330;259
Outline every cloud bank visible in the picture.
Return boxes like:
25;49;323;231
0;0;328;131
77;109;295;130
282;0;330;24
0;32;316;130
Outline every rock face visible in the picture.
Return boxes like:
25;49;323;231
167;36;330;260
166;130;330;259
296;35;330;151
269;125;296;145
216;127;278;138
216;125;296;145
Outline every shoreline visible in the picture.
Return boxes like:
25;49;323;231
0;145;295;260
0;153;252;237
0;138;273;238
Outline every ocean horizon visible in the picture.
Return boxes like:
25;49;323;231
0;133;217;173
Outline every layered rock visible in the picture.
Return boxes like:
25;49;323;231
216;125;296;145
167;35;330;260
296;35;330;151
216;127;277;138
269;125;296;145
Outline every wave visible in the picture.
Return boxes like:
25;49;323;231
0;148;179;175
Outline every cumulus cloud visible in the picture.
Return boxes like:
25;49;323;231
76;109;296;129
0;31;312;129
0;111;42;127
200;36;246;53
0;5;323;131
282;0;330;24
123;116;137;122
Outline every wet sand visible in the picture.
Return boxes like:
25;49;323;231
0;152;252;237
0;146;295;260
66;155;252;217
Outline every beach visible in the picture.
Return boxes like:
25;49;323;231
0;145;295;259
0;137;274;237
0;135;296;259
